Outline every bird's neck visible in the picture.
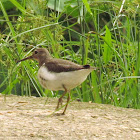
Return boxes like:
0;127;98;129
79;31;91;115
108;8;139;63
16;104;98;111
38;57;52;67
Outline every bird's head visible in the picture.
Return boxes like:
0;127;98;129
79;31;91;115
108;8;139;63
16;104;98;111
17;48;52;63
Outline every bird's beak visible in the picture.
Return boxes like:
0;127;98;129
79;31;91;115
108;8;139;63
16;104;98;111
17;55;33;63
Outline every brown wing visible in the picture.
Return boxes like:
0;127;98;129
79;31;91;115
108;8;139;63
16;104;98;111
44;58;92;73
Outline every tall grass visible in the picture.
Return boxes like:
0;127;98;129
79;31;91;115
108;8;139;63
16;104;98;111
0;0;139;108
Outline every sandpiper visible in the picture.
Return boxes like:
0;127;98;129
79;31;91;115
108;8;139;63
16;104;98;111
17;48;96;115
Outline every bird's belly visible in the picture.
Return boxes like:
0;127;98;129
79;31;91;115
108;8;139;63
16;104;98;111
37;66;93;91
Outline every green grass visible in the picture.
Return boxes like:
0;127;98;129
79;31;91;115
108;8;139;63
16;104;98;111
0;0;139;109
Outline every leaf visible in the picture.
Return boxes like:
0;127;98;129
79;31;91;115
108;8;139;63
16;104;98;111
91;71;102;103
9;0;26;14
82;0;92;15
103;25;112;64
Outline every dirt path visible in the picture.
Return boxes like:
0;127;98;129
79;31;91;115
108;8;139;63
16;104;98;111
0;95;140;140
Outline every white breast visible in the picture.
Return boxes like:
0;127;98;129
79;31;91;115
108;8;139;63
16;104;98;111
37;66;93;91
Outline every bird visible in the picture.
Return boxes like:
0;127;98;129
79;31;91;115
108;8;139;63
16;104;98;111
17;48;96;115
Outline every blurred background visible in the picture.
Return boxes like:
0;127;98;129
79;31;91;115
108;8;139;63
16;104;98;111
0;0;139;109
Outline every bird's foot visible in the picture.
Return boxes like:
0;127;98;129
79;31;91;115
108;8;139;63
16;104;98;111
61;112;65;115
54;112;65;116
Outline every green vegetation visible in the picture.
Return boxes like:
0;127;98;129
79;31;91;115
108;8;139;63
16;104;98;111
0;0;139;109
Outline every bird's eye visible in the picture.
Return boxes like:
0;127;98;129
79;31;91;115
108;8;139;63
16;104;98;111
34;51;38;54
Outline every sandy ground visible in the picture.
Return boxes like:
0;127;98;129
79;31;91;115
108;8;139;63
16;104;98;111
0;94;140;140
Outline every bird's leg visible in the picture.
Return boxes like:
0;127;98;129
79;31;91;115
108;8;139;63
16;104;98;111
56;85;67;110
62;92;70;115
